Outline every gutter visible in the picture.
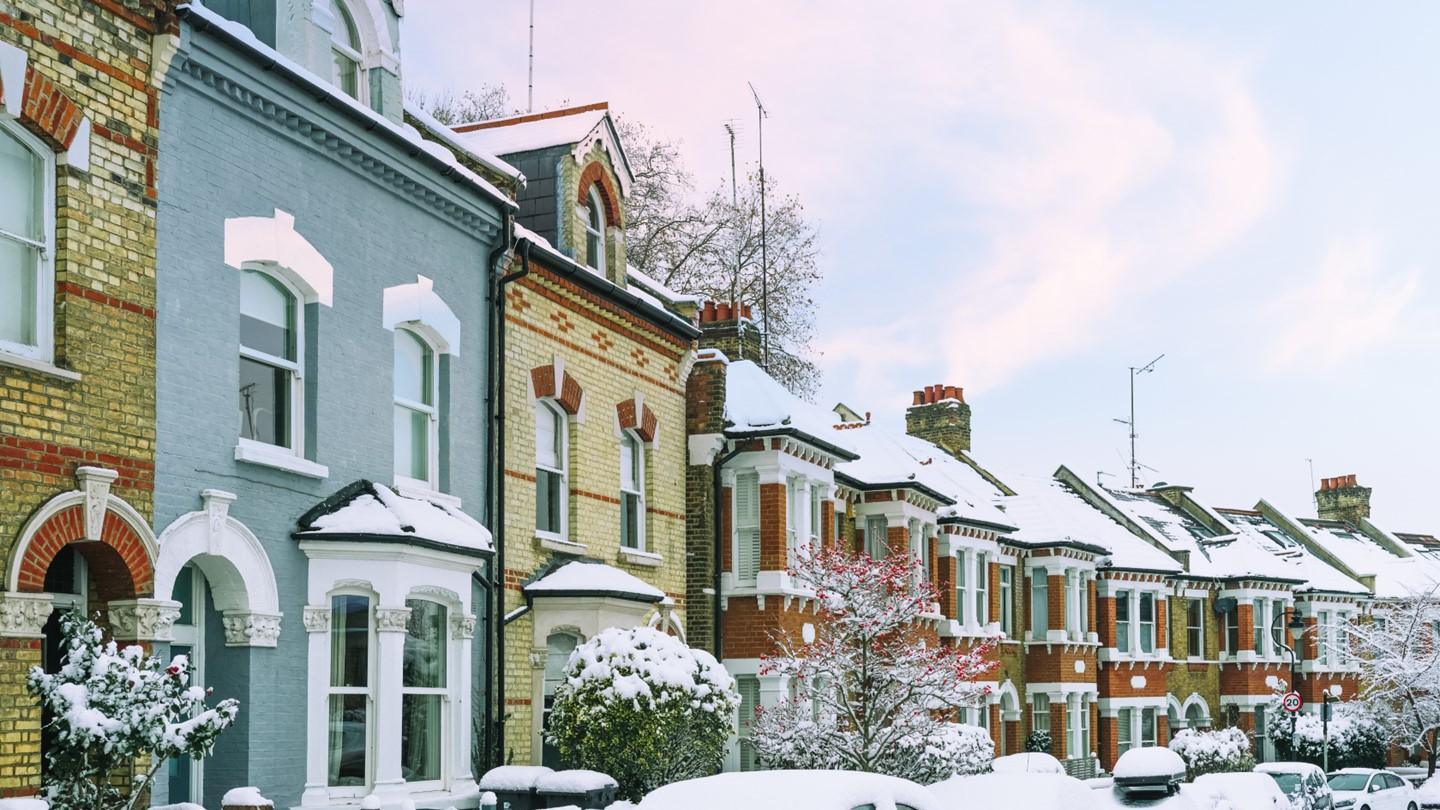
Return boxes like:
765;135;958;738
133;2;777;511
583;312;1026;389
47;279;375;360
487;219;524;768
833;470;956;510
724;426;860;463
711;443;745;659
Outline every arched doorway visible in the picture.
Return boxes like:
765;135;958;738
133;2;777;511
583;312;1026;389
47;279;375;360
165;563;212;803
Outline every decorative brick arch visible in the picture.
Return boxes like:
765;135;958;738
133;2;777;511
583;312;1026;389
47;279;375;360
616;397;658;443
6;467;156;599
531;362;584;415
0;41;93;170
576;160;623;228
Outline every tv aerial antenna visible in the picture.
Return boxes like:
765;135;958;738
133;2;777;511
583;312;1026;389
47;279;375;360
1112;353;1164;488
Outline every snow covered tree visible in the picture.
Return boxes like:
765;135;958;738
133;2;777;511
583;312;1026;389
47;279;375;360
1350;587;1440;775
752;545;998;781
28;611;239;810
1168;727;1254;778
546;626;739;801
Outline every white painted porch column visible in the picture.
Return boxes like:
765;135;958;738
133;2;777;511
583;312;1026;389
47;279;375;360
372;606;412;801
300;605;332;807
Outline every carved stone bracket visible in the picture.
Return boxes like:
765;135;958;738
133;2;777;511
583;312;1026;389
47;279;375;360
76;466;118;542
375;607;412;633
108;598;182;642
0;591;54;638
222;610;282;647
303;605;331;633
450;613;476;640
529;648;546;669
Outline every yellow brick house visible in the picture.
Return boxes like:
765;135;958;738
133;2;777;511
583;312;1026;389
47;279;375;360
452;105;700;766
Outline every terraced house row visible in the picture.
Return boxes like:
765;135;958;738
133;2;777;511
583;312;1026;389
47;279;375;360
2;0;1436;806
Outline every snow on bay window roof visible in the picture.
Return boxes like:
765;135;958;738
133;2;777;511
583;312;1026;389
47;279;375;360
295;480;492;553
523;560;665;603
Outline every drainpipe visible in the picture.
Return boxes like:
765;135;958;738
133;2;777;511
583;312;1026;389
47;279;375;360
489;232;529;765
712;442;742;658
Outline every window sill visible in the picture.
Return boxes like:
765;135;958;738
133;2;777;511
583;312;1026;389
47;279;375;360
234;441;329;479
536;533;586;555
0;351;81;382
619;547;663;567
395;479;461;508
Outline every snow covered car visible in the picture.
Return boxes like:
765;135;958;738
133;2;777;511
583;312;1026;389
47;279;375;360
1093;748;1203;809
1415;776;1440;810
1192;772;1290;810
1257;761;1334;810
990;752;1065;775
637;770;938;810
1327;769;1417;810
930;771;1096;809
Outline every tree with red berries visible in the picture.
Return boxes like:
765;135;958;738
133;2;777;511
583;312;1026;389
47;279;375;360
28;611;239;810
752;545;998;781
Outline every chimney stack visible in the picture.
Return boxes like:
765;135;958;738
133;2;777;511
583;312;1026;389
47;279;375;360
697;299;763;364
905;383;971;459
1315;474;1372;524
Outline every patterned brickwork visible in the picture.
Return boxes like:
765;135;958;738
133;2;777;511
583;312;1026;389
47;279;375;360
0;0;163;793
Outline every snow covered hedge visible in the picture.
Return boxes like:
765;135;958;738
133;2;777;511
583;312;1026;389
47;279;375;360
1265;682;1386;769
29;612;239;810
545;626;738;801
1168;727;1254;778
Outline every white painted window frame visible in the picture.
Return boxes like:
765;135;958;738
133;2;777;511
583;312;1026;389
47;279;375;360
0;118;55;364
584;186;606;275
238;266;306;460
534;399;569;541
619;429;645;551
399;597;449;791
393;326;440;492
325;590;377;796
328;0;367;104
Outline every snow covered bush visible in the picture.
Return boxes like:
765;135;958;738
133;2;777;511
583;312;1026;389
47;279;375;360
1025;730;1053;754
751;546;997;782
1264;680;1386;770
28;611;239;810
1168;727;1253;778
545;626;738;801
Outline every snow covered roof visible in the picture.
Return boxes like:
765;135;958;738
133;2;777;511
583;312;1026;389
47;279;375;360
723;360;859;459
451;103;634;191
1291;515;1440;598
626;264;701;306
1000;475;1181;572
523;561;665;603
178;4;517;209
1215;510;1370;595
637;770;936;810
832;424;1013;529
294;481;492;554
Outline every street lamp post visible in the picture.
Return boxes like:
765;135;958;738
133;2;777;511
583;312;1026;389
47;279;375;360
1277;612;1308;751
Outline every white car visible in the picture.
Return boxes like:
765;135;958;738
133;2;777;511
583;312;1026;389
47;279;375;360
1191;772;1290;810
931;771;1097;809
1327;769;1417;810
1257;761;1334;810
1415;776;1440;810
990;752;1065;775
637;770;938;810
1094;748;1204;809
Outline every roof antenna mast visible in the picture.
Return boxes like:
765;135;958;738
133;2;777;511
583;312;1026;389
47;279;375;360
527;0;536;113
748;81;770;371
724;122;740;310
1112;353;1164;488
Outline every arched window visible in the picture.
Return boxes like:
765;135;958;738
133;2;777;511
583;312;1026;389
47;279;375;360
329;0;364;101
0;119;53;360
1185;701;1206;729
327;593;373;790
239;267;301;451
584;186;605;275
401;598;447;785
619;430;645;550
394;328;437;487
542;631;580;768
535;400;567;537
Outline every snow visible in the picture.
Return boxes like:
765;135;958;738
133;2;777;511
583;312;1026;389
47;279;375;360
220;787;271;807
635;770;937;810
536;770;618;793
724;360;859;456
302;483;492;551
478;765;553;791
625;265;700;305
150;804;204;810
1190;773;1288;810
931;772;1097;810
454;108;609;158
1416;775;1440;805
991;751;1064;774
523;562;664;600
562;626;736;714
1091;784;1208;810
1168;728;1252;775
1000;476;1181;572
1297;517;1440;597
1112;747;1187;781
177;3;515;207
0;801;49;810
511;227;692;330
832;425;1011;527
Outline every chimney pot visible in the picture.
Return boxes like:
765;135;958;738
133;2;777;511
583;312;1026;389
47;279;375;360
716;302;732;320
1349;474;1358;487
942;385;957;400
912;390;924;406
741;303;752;319
702;301;716;322
957;386;965;403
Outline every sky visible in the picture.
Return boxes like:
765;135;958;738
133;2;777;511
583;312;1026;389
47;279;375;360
404;1;1440;530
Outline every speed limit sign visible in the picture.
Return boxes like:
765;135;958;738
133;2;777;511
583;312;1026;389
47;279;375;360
1282;692;1303;713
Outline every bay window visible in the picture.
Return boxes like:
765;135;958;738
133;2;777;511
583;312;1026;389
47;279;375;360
1139;592;1155;654
239;268;301;450
1115;590;1131;653
785;476;801;566
809;485;822;552
1318;610;1330;665
1254;598;1268;656
327;594;372;788
401;599;446;784
1270;600;1285;655
733;473;760;584
535;401;567;536
394;328;438;487
1224;607;1239;654
0;120;51;360
1117;708;1133;756
864;515;887;559
619;431;644;550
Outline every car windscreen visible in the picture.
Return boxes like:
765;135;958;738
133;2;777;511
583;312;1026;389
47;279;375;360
1268;774;1301;795
1328;774;1370;791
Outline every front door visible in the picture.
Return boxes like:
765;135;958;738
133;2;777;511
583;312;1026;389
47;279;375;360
167;565;206;804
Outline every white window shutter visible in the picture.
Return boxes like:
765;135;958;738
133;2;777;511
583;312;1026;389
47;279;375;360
735;474;760;584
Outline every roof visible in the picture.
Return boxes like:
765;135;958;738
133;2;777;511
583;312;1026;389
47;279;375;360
1294;516;1440;598
1216;510;1370;594
294;481;492;554
832;424;1014;529
178;4;517;210
522;560;664;603
723;360;860;459
1000;476;1181;572
451;102;634;191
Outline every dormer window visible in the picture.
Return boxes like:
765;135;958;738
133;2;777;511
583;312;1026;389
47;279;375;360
329;0;364;101
584;186;605;275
